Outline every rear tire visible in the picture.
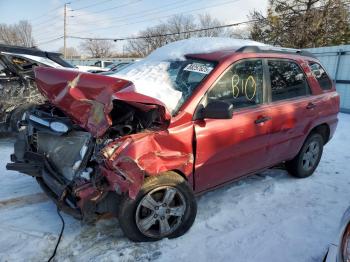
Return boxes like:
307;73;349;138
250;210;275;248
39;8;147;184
118;171;197;242
286;133;324;178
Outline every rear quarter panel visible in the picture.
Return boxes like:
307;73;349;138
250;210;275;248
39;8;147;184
299;58;339;150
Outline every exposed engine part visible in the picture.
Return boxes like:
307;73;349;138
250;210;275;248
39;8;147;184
36;131;92;181
18;101;162;183
106;100;161;138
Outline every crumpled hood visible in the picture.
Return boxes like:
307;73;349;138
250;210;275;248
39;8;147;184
34;67;171;137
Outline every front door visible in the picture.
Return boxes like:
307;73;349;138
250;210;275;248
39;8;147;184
194;59;272;192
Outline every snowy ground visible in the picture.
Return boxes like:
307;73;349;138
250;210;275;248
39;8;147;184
0;114;349;262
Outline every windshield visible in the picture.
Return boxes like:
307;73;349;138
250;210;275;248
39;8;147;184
106;63;116;69
113;58;215;114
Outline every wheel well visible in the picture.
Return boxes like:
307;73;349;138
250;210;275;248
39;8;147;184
171;170;188;181
311;124;330;144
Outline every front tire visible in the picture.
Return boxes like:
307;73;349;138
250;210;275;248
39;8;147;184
286;133;324;178
118;171;197;242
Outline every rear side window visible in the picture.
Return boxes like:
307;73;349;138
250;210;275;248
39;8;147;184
268;60;310;101
309;62;332;90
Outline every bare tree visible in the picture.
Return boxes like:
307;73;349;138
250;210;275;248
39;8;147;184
79;39;114;58
196;13;223;37
126;24;169;57
126;13;240;57
167;14;197;41
58;46;80;58
0;20;35;47
249;0;350;48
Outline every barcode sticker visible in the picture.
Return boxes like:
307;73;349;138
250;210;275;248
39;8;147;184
183;63;213;74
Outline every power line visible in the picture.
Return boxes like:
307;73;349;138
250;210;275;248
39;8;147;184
29;5;64;22
68;0;192;26
68;0;240;35
37;36;64;46
71;0;113;11
29;0;80;24
68;19;258;41
33;21;64;40
71;0;141;16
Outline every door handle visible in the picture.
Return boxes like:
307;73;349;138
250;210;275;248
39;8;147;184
306;102;316;109
255;116;272;124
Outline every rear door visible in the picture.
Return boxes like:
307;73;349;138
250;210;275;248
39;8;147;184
194;59;272;192
265;59;317;165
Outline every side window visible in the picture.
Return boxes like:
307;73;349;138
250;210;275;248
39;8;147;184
11;56;36;71
0;62;7;77
207;59;264;109
268;60;310;101
309;62;332;90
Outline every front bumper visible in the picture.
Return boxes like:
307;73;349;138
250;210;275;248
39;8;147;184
7;146;83;219
6;125;121;221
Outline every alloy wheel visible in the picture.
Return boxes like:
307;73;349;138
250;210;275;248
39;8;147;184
135;186;186;238
302;141;320;171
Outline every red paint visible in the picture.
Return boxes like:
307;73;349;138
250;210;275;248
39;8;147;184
33;50;339;200
34;67;170;138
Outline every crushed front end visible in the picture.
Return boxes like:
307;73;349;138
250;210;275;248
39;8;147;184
6;101;168;222
6;67;193;222
6;104;120;221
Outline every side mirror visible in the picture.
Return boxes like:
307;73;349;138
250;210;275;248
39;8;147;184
203;100;233;119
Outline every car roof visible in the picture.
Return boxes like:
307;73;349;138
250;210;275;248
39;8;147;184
186;45;317;63
0;43;74;68
0;43;61;57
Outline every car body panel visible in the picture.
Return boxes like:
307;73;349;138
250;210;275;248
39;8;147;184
34;67;171;137
7;45;340;222
324;207;350;262
33;51;340;196
194;104;272;191
100;121;195;199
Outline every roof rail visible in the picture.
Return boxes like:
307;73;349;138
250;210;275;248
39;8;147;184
0;44;63;58
236;45;316;58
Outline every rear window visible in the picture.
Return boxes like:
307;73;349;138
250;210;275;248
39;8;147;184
308;62;332;90
268;60;310;101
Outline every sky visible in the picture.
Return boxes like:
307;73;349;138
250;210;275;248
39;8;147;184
0;0;268;53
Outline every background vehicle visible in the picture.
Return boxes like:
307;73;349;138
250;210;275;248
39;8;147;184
90;62;133;74
324;207;350;262
76;60;113;72
0;44;74;132
7;38;339;242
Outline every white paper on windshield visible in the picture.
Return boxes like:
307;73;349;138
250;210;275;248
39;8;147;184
183;63;213;74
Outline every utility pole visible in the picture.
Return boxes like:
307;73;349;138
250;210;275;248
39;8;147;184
64;3;67;59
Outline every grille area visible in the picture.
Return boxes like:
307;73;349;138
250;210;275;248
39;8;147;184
36;131;92;181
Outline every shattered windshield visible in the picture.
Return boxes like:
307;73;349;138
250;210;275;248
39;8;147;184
114;59;216;114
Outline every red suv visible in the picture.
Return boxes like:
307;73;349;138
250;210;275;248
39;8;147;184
7;44;339;242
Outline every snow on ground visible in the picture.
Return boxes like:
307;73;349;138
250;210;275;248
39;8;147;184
0;114;349;262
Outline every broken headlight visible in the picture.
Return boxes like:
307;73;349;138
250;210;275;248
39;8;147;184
28;114;69;134
50;121;69;133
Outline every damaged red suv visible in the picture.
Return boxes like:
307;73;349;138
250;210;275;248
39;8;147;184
7;41;339;242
